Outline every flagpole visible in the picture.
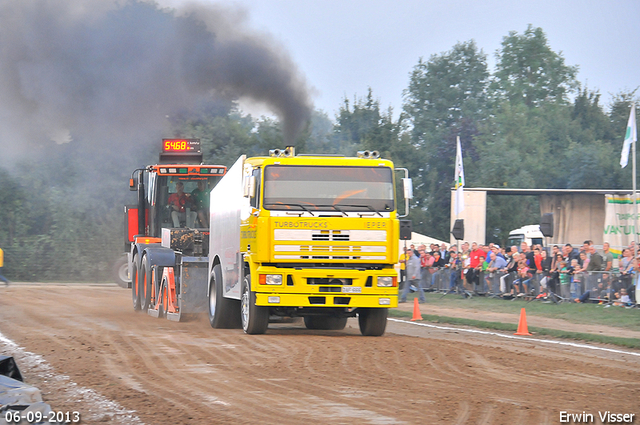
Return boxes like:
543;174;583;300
621;103;638;258
454;136;464;255
634;103;639;260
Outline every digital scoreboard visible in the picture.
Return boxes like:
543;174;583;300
159;138;203;164
162;138;201;154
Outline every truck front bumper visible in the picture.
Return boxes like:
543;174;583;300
255;293;397;308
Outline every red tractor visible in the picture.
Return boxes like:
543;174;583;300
115;139;226;319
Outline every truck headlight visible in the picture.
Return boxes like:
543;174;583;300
377;276;395;287
260;274;283;285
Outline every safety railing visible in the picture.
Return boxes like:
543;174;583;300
399;266;638;307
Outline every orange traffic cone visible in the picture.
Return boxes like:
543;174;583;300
514;307;532;335
410;298;423;321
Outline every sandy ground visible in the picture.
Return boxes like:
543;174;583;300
0;283;639;425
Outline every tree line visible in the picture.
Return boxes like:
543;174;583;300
0;25;637;281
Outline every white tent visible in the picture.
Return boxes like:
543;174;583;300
397;232;449;256
395;232;449;275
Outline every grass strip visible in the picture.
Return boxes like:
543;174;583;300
418;293;640;331
389;309;640;350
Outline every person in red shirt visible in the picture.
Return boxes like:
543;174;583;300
530;247;544;294
468;242;484;267
466;242;485;290
168;181;196;228
419;246;434;290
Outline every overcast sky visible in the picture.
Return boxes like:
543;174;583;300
161;0;639;120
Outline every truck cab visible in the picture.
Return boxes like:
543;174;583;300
506;225;544;248
127;165;225;239
125;139;225;246
207;147;412;336
120;139;227;310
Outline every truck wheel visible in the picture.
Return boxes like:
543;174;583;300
358;308;388;336
241;274;269;334
131;254;141;311
139;257;152;311
208;264;241;329
304;316;348;330
113;255;130;288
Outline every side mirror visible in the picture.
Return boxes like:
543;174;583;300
402;178;413;200
396;168;412;218
243;175;256;198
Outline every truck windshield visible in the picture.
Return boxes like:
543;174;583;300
156;175;222;229
506;235;524;248
263;165;394;212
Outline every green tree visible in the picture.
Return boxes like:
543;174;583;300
0;141;135;281
472;26;585;242
168;101;260;166
608;90;639;144
493;25;578;107
331;89;419;216
607;90;640;189
402;40;489;239
332;89;388;155
572;88;613;143
304;110;334;153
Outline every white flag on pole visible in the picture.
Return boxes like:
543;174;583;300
620;103;637;168
454;136;465;216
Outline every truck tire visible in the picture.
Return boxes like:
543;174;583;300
241;274;269;334
113;255;131;288
208;264;241;329
304;316;348;330
131;254;141;311
139;256;152;311
358;308;388;336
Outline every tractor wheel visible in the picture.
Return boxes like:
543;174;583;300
139;257;153;311
113;255;131;288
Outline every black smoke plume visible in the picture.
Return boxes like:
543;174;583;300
0;0;313;162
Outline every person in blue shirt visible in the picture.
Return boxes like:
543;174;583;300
399;248;426;303
484;251;507;293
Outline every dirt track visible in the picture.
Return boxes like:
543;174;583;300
1;284;639;424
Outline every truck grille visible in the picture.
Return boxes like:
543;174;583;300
308;278;353;285
273;229;387;261
311;230;350;241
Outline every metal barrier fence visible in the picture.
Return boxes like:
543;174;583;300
401;266;638;307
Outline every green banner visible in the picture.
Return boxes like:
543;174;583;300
605;195;640;254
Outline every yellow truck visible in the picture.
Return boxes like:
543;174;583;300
207;147;412;335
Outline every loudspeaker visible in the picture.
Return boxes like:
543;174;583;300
399;220;412;240
451;219;464;241
540;213;554;238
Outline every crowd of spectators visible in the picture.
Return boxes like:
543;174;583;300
398;239;637;308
